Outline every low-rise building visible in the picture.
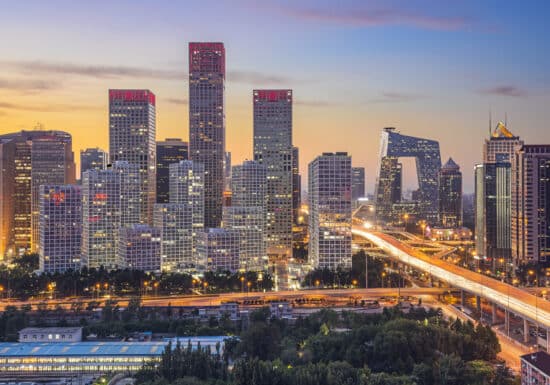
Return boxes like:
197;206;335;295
269;301;293;319
521;351;550;385
18;327;82;343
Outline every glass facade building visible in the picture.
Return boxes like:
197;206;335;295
189;42;226;228
156;138;188;204
437;158;462;228
153;203;193;271
80;147;108;177
352;166;365;201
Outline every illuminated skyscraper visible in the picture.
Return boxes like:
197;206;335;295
197;228;240;272
80;148;108;177
153;203;193;271
39;185;82;273
308;152;352;269
118;224;161;272
437;158;462;228
511;145;550;267
81;162;140;269
253;89;293;258
109;89;156;224
189;42;225;228
475;122;522;265
292;146;301;224
156;138;188;203
223;160;267;270
169;160;205;261
352;167;365;201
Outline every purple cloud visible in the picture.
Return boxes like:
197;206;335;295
370;91;425;103
479;85;526;97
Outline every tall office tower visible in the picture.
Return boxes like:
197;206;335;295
437;158;462;228
169;160;205;257
292;146;302;224
511;145;550;267
118;224;161;272
352;167;366;201
223;160;267;270
109;89;156;224
80;148;108;176
188;42;225;228
197;228;240;272
153;203;193;271
156;138;188;203
308;152;352;269
375;127;441;223
253;89;293;258
475;122;523;264
39;185;82;273
0;138;15;260
224;152;232;192
81;162;141;269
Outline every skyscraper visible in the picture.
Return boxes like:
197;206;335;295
375;127;441;223
189;42;225;228
39;185;82;273
0;138;15;260
153;203;193;271
223;160;267;270
80;148;108;177
118;224;161;272
197;228;240;272
292;146;301;224
81;162;140;269
511;145;550;267
437;158;462;228
109;89;156;224
475;122;522;265
156;138;188;204
352;167;365;201
253;89;293;258
308;152;352;269
169;160;205;261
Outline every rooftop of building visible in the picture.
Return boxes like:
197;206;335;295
521;351;550;376
491;121;517;139
19;327;82;334
0;336;227;357
441;157;460;171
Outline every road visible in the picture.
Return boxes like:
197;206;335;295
353;226;550;328
0;287;448;310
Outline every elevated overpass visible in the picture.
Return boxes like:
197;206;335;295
352;226;550;343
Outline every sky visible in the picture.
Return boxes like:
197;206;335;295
0;0;549;193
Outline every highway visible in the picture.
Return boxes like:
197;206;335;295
0;287;448;311
352;226;550;329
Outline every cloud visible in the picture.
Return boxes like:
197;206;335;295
164;97;188;105
228;70;297;85
369;91;425;103
0;78;59;91
478;85;526;97
0;60;184;80
0;101;99;112
294;100;336;107
276;6;470;31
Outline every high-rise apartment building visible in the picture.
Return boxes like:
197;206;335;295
81;162;141;269
253;89;293;258
308;152;352;269
80;148;108;177
437;158;462;228
39;185;82;273
169;160;205;258
223;160;267;270
475;122;522;265
118;224;161;272
156;138;188;204
197;228;240;272
188;42;225;228
352;167;365;201
109;89;156;224
153;203;193;271
292;147;301;224
512;145;550;266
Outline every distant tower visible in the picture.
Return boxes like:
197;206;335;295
189;42;226;228
109;89;156;224
80;148;108;177
352;167;366;201
81;162;141;269
308;152;352;269
253;89;293;258
156;138;188;203
39;185;82;273
437;158;462;228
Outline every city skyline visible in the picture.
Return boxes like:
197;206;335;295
1;1;549;193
